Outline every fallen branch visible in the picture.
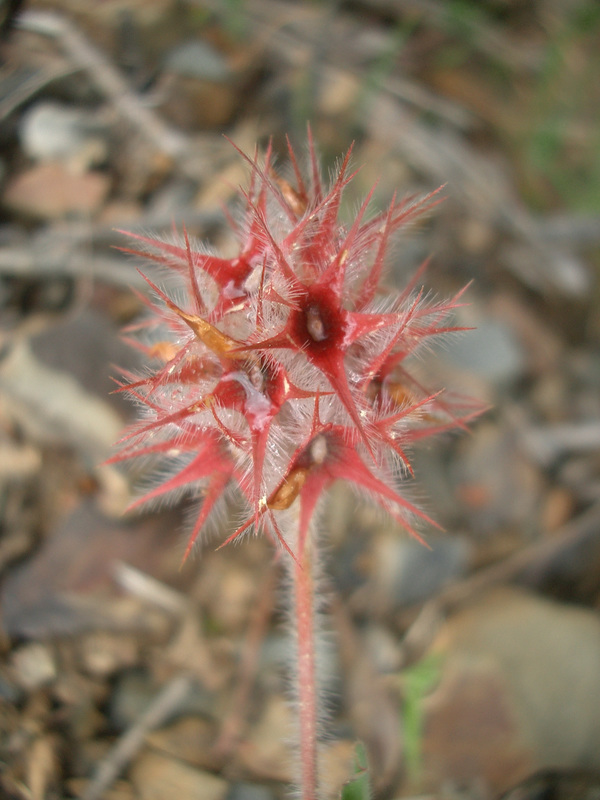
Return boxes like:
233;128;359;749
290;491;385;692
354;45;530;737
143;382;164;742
80;674;194;800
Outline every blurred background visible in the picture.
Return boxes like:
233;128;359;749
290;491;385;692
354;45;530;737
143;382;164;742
1;1;600;799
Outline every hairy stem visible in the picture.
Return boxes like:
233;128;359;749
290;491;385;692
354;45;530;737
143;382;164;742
294;539;318;800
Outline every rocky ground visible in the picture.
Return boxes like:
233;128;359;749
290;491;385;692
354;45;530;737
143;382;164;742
1;1;600;799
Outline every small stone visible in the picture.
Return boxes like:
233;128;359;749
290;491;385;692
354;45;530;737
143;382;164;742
443;316;525;387
146;716;220;772
452;421;543;534
80;632;139;679
421;653;535;792
207;565;259;634
355;532;470;614
319;740;357;800
3;163;110;220
11;642;57;690
540;486;575;532
416;587;600;794
20;101;107;167
1;500;183;639
164;40;231;82
459;215;496;255
98;200;144;225
109;670;156;731
158;73;237;129
130;750;228;800
197;555;261;635
226;783;276;800
363;625;403;674
0;671;21;703
157;38;254;129
237;695;293;783
26;735;61;800
67;778;134;800
319;71;360;116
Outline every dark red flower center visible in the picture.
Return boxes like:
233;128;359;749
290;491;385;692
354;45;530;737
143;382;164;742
292;287;344;352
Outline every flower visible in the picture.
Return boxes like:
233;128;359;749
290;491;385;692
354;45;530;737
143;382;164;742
112;133;479;561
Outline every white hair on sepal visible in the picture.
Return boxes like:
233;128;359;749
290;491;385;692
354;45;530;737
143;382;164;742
160;378;220;410
279;404;315;453
265;264;303;310
263;345;301;382
132;358;196;396
262;423;304;497
117;425;188;467
286;355;330;397
134;228;218;274
126;323;174;356
128;452;202;513
215;439;251;490
368;290;404;316
136;247;220;317
226;426;253;476
401;289;459;351
345;324;397;376
180;479;239;559
218;306;256;343
342;194;379;254
120;228;182;266
136;253;189;296
259;425;288;488
275;154;309;204
255;348;284;380
256;296;289;335
225;500;262;546
346;474;426;540
116;406;160;443
264;192;297;242
135;275;191;325
383;438;415;482
262;420;302;497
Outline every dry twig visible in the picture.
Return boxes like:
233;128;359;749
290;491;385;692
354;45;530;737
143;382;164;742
397;501;600;669
80;674;194;800
15;10;229;180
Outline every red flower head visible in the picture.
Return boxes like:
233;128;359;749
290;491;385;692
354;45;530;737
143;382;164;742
111;134;480;562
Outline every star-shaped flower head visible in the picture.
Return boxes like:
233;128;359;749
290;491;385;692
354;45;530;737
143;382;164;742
111;133;481;561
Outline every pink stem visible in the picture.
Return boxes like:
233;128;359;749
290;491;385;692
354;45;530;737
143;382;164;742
294;543;318;800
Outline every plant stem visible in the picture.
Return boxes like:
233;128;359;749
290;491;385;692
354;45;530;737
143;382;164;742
294;538;318;800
